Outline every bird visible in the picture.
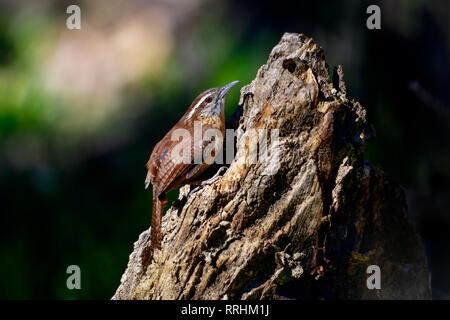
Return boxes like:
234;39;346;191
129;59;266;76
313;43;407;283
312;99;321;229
145;81;240;250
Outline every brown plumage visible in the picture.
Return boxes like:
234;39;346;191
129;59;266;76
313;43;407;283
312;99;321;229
145;81;239;249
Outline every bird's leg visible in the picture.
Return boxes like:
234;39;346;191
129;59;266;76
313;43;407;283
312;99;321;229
187;166;228;198
200;166;228;185
187;186;202;197
191;166;228;186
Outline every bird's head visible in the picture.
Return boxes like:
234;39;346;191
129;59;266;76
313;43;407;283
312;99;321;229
185;80;239;121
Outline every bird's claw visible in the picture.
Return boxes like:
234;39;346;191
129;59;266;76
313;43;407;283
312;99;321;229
187;166;228;198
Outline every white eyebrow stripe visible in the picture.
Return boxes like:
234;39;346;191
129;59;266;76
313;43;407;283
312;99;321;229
186;92;213;120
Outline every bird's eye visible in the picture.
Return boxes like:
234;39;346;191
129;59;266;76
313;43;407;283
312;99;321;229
205;97;213;103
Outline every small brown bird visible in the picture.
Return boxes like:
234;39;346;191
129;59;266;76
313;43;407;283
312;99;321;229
145;81;239;249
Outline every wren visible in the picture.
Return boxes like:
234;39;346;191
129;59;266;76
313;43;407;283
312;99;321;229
145;81;239;249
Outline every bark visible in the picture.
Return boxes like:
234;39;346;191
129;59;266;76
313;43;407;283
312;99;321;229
113;33;431;300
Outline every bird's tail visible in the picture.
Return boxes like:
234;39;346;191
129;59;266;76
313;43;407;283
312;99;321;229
150;186;166;250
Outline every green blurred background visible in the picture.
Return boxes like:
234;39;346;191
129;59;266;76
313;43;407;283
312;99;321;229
0;0;449;299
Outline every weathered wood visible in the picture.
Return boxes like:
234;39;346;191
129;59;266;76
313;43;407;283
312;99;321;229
113;33;430;300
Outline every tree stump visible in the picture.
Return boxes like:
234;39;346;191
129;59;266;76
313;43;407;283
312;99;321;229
112;33;431;300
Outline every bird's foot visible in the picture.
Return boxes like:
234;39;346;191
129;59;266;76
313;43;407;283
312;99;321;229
187;185;202;198
187;166;228;198
200;166;228;185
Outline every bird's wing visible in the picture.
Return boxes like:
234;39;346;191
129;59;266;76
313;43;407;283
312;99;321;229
146;129;201;196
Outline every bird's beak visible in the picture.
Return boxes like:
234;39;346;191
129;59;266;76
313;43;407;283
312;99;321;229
219;80;239;98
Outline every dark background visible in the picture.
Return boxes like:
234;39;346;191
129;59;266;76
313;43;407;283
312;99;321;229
0;0;449;299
